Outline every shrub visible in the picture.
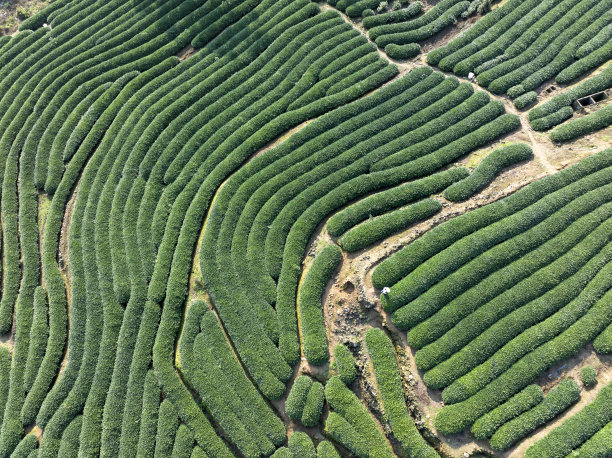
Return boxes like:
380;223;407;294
551;104;612;142
317;441;341;458
531;107;574;132
288;431;316;458
57;415;83;457
581;366;597;387
299;245;341;365
471;385;543;439
365;328;439;458
327;167;468;238
443;143;532;202
575;24;612;59
136;370;160;458
286;376;314;422
324;376;394;457
489;379;580;451
334;344;357;385
301;382;325;427
346;0;382;18
23;286;48;391
171;424;195;458
556;33;612;84
375;2;470;48
513;91;537;110
340;199;441;252
594;322;612;354
362;9;375;18
363;2;423;29
385;43;421;59
526;380;612;457
570;420;612;457
154;399;179;457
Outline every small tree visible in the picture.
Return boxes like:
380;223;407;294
580;366;597;388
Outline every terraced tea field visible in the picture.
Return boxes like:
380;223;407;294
1;0;612;456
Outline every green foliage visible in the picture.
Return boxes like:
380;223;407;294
299;245;341;365
316;441;341;458
513;91;538;110
324;376;394;457
489;379;580;451
526;380;612;457
551;104;612;142
581;366;598;388
334;344;357;385
471;385;543;440
443;143;532;202
340;199;441;252
302;382;325;427
531;107;574;132
288;431;316;458
286;376;314;422
363;1;423;28
385;43;421;59
365;328;439;458
346;0;382;18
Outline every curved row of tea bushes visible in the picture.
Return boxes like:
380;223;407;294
298;244;341;365
23;286;49;391
301;382;325;427
324;376;394;458
362;2;423;28
594;321;612;353
334;344;357;385
57;415;83;458
571;420;612;457
288;432;316;458
556;32;612;84
345;0;381;18
525;380;612;457
374;2;470;49
375;149;612;308
365;328;439;458
490;380;580;451
327;167;468;238
339;199;441;252
471;384;543;440
179;301;284;457
427;0;530;69
0;346;10;427
369;0;465;41
575;24;612;59
530;107;574;132
512;91;537;110
286;375;313;421
550;104;612;143
154;399;179;457
419;218;612;384
444;143;532;202
385;43;422;60
171;425;195;458
317;441;341;458
136;370;161;458
529;64;612;122
434;268;612;434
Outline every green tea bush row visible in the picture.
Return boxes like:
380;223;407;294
526;380;612;457
365;328;439;458
136;370;161;458
299;244;342;365
334;344;357;385
286;376;313;421
444;143;532;202
471;385;543;440
191;0;260;48
441;248;612;405
385;43;421;60
339;199;441;252
154;399;179;457
301;381;325;427
316;441;341;458
328;167;467;237
346;0;382;18
581;366;597;387
513;91;537;110
481;0;610;95
369;0;465;41
379;155;612;315
551;104;612;142
0;347;10;428
375;2;469;48
10;434;38;458
575;24;612;59
57;415;83;458
490;379;580;451
372;98;506;170
372;149;612;289
171;424;195;458
557;30;612;84
419;214;612;383
530;63;612;123
594;322;612;354
363;2;423;28
288;431;316;458
429;0;535;70
434;269;612;434
531;107;574;132
324;376;394;457
571;420;612;457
